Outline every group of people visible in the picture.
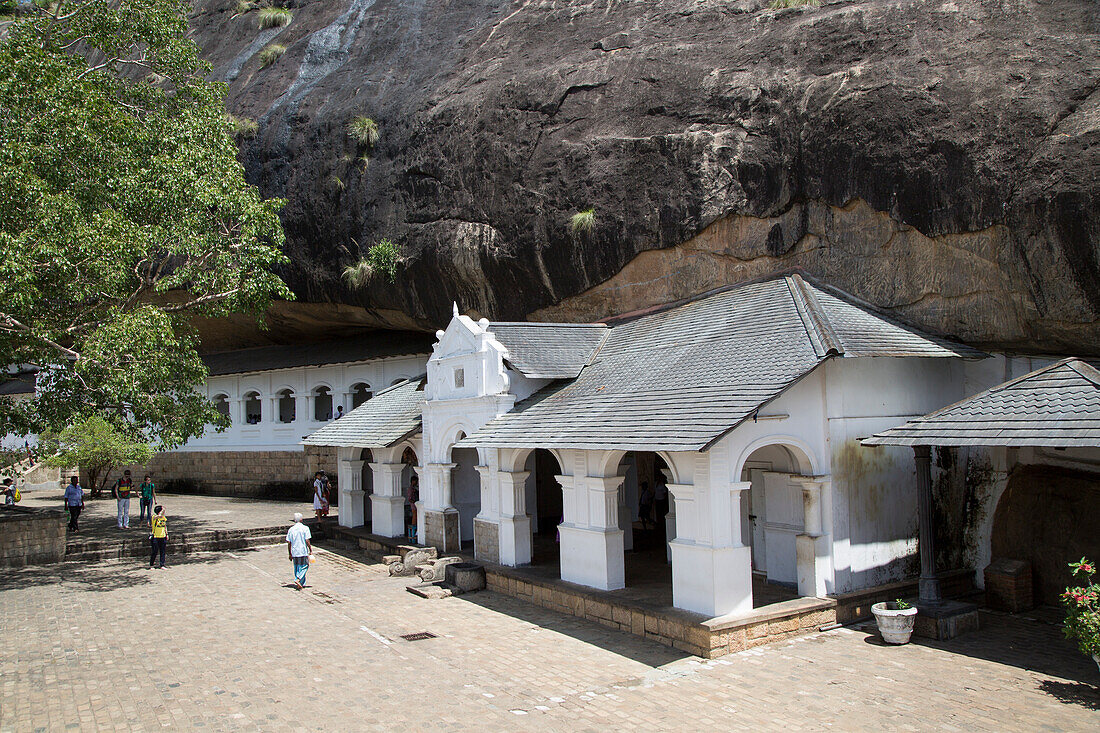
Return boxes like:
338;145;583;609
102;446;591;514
62;471;169;568
637;474;671;531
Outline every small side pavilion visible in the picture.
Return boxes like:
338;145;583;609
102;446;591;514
864;358;1100;633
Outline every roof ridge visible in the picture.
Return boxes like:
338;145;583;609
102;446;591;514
786;275;843;357
491;321;607;328
1063;358;1100;387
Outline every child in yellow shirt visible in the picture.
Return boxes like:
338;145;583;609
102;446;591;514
149;506;168;569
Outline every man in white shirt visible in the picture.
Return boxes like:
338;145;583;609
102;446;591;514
286;512;312;590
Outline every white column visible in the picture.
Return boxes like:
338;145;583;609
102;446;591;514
338;459;366;528
294;394;307;423
497;470;531;566
617;484;634;552
369;462;406;538
669;480;754;618
795;477;832;598
559;475;625;591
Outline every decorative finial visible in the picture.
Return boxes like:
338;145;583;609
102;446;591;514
452;301;460;318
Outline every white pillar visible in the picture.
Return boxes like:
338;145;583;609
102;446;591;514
294;394;307;423
423;462;460;551
618;483;634;552
369;462;406;537
559;475;625;591
497;470;531;566
795;477;831;598
338;459;366;528
668;480;754;618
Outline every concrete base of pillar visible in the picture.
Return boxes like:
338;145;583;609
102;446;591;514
370;495;405;538
796;534;830;597
914;599;980;641
670;541;753;617
424;508;461;552
498;515;532;566
558;524;625;591
338;489;365;528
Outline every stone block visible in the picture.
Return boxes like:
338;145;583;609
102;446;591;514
768;617;799;635
746;622;768;639
631;611;645;636
644;614;660;634
586;600;612;620
611;605;631;625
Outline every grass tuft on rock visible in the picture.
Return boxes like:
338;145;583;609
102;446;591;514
256;7;292;28
227;114;259;139
343;238;400;286
347;116;380;148
769;0;820;8
258;43;286;68
570;208;596;233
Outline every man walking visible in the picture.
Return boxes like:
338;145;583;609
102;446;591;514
138;474;157;526
113;470;134;529
63;476;84;531
286;512;312;590
2;478;13;505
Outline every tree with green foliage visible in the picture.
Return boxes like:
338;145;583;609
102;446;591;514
0;0;292;450
44;415;154;496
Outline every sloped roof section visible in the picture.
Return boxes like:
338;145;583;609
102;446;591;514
0;371;36;396
459;275;978;453
302;376;425;449
203;332;434;377
488;322;608;379
863;359;1100;447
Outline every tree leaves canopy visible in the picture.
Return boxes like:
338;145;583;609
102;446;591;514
0;0;293;448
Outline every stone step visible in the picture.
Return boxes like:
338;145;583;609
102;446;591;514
63;527;287;563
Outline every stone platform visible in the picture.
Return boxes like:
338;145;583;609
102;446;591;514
327;525;838;658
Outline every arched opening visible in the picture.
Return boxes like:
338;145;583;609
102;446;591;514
276;389;295;423
450;432;480;545
526;448;564;565
243;391;262;424
313;386;333;421
213;393;231;423
390;378;405;386
739;442;813;600
401;446;419;538
359;447;374;528
351;382;372;409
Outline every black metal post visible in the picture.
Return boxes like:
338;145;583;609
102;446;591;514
914;445;941;605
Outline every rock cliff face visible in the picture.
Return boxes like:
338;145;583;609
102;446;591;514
192;0;1099;353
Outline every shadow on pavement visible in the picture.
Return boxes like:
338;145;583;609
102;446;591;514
1039;679;1100;710
457;590;690;669
0;547;266;593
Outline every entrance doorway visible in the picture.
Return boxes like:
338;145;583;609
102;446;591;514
526;449;563;565
740;444;811;590
450;435;480;544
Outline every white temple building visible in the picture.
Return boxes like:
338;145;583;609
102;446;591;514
304;274;988;619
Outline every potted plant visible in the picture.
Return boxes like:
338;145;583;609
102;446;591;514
872;598;918;644
1060;557;1100;672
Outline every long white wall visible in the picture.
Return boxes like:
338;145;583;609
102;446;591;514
179;355;427;452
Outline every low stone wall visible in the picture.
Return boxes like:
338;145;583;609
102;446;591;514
831;568;976;625
473;518;499;563
89;446;338;501
0;505;67;567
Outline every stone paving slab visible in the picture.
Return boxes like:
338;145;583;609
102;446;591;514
1;545;1097;732
17;488;313;540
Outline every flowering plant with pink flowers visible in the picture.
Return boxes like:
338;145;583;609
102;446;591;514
1061;557;1100;657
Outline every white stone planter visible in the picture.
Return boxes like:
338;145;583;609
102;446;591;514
872;602;918;645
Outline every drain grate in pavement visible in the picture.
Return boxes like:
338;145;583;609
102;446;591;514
400;631;437;642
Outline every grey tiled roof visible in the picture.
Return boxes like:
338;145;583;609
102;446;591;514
863;359;1100;447
301;376;425;448
202;332;434;377
487;323;608;379
0;371;35;396
458;275;979;453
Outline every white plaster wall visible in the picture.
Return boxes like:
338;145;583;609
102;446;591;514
175;354;426;453
824;356;967;593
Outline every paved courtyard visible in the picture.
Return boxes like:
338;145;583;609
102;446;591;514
2;544;1098;732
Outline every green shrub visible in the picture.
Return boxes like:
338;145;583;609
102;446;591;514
347;116;380;148
235;0;256;14
769;0;820;8
256;6;292;28
0;0;17;19
343;238;400;286
227;114;259;139
329;175;345;192
258;43;286;68
570;208;596;233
